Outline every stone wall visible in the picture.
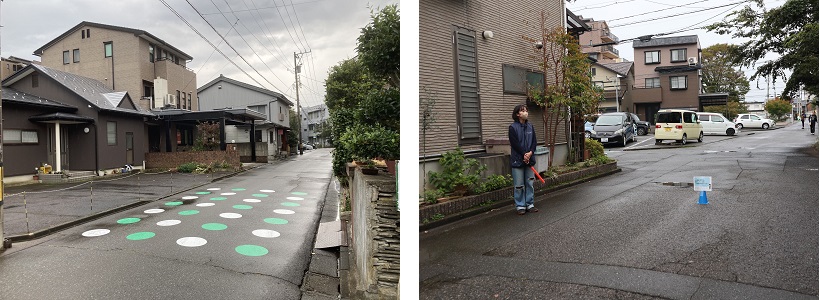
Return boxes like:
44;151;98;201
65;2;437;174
144;144;241;169
346;167;399;299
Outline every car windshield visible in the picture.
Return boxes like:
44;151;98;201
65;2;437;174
595;115;623;126
657;113;682;123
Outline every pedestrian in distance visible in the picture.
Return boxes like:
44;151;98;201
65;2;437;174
508;104;538;215
801;112;806;129
810;114;817;135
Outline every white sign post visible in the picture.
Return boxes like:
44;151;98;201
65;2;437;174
694;176;712;204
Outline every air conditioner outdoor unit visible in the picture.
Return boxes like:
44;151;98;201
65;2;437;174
279;113;285;121
687;57;698;66
165;94;176;106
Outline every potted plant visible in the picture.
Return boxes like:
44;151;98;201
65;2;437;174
340;125;400;176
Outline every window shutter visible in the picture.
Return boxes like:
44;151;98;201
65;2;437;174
454;28;481;142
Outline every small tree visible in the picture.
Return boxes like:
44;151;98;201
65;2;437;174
420;86;439;191
193;121;220;151
764;98;792;121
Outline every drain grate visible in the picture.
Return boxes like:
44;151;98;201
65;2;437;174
659;182;694;187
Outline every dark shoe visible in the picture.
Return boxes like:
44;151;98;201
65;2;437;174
527;207;539;213
517;210;526;215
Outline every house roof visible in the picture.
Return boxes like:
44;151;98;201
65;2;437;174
198;74;294;106
1;87;75;110
33;21;193;60
599;62;633;77
567;9;592;33
2;64;153;117
29;112;95;124
632;35;699;49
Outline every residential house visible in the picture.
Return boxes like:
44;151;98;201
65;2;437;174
33;21;197;111
197;75;293;161
419;0;589;191
630;35;703;123
1;64;153;182
591;61;634;113
578;17;621;63
1;56;37;81
300;104;330;147
743;100;768;118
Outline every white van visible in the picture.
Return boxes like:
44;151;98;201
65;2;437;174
654;109;703;145
697;112;740;136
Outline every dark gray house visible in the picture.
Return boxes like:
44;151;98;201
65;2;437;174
2;64;152;180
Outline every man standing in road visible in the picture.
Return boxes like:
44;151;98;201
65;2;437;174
509;104;538;215
801;112;806;129
810;113;817;135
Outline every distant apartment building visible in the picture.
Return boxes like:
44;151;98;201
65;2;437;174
629;35;703;123
32;21;197;111
578;17;620;63
1;56;38;81
300;104;330;147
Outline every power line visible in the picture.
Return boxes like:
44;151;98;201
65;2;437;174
200;0;323;15
574;0;639;12
642;0;712;9
608;0;712;22
241;0;293;70
279;0;309;52
182;18;240;93
267;0;306;53
609;1;749;28
224;0;293;69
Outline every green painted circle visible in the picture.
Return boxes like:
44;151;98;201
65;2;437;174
126;232;155;240
165;201;183;206
291;192;308;196
117;217;141;224
178;210;200;216
210;197;228;201
235;245;269;256
281;202;300;207
232;188;246;191
196;191;212;195
233;204;253;210
251;193;269;197
201;223;228;231
264;218;289;225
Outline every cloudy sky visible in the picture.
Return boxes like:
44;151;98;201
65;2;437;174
566;0;791;102
0;0;397;108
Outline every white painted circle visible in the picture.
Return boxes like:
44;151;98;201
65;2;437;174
219;213;242;219
243;199;262;203
221;192;237;196
260;189;275;193
144;209;165;214
273;209;295;215
156;220;182;226
196;203;216;207
252;229;281;238
286;196;304;201
182;196;199;200
176;237;207;247
207;188;221;191
82;229;110;237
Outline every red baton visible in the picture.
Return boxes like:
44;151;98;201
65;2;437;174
530;166;545;183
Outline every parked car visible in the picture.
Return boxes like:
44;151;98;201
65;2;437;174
733;113;775;129
301;143;314;150
654;109;703;145
697;112;740;136
589;112;637;147
630;113;651;135
584;121;594;138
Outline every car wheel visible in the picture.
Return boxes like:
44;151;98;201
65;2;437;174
762;123;769;129
698;132;703;143
622;136;627;147
637;127;646;136
726;128;735;136
655;139;663;145
737;123;744;129
585;131;590;138
681;134;687;145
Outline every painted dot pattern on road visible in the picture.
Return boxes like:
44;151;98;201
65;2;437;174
126;232;156;240
80;187;308;254
117;218;141;224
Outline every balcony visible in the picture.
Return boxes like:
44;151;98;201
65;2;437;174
631;86;662;103
601;30;619;44
601;44;619;59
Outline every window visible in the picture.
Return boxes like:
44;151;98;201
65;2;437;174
32;73;39;88
713;115;725;122
82;30;85;39
73;49;80;63
104;42;113;58
751;115;761;121
645;50;660;64
671;49;686;62
176;90;181;109
269;132;274;144
2;129;38;144
455;27;482;144
255;130;263;142
699;115;712;122
670;76;687;89
86;29;90;38
188;93;192;110
645;78;660;88
591;67;596;76
181;93;187;109
309;124;315;131
502;64;544;95
684;112;697;123
107;122;117;145
63;51;70;64
149;45;155;62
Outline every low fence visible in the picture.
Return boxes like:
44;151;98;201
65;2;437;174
145;144;241;169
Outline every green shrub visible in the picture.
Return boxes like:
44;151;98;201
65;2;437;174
177;162;202;173
585;138;605;158
428;147;487;195
422;189;444;204
474;174;513;194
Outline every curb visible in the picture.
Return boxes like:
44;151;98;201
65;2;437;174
623;132;753;151
419;167;622;231
5;164;266;244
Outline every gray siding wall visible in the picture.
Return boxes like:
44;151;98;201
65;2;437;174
2;104;52;176
198;80;290;128
420;0;567;157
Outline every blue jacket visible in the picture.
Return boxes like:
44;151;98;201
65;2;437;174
508;121;537;168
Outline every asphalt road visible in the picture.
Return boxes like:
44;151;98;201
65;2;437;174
421;123;818;299
0;148;333;300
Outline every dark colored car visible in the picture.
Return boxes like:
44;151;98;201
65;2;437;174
630;113;651;135
589;112;637;147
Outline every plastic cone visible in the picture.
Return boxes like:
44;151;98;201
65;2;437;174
698;191;708;205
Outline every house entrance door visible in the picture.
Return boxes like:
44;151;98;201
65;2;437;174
47;125;69;171
126;132;134;165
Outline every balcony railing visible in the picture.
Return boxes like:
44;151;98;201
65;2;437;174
601;44;619;58
601;30;619;43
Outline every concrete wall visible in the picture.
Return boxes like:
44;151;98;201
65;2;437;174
347;167;398;299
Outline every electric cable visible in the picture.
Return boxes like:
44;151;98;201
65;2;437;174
609;1;749;28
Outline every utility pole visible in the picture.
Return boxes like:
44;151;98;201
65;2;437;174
294;51;310;155
0;0;7;250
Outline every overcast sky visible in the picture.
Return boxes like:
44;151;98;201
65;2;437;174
566;0;790;102
0;0;396;108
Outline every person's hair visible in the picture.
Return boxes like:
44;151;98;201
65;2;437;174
511;104;527;122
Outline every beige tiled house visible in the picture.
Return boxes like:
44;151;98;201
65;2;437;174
419;0;589;191
1;56;37;81
591;61;634;113
578;17;621;63
33;21;197;111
